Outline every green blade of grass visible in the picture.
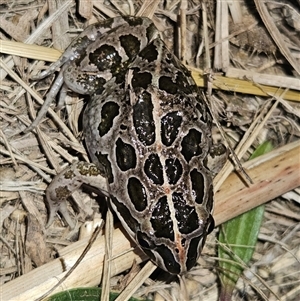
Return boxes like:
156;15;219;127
45;287;150;301
218;141;273;301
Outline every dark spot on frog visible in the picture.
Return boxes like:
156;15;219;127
95;152;113;183
55;186;71;200
89;44;122;72
181;129;203;162
144;153;163;185
93;77;107;95
165;158;183;185
116;138;137;171
127;177;148;211
111;196;139;233
159;76;177;94
76;161;102;177
133;91;155;146
120;124;127;131
139;41;158;62
136;231;156;250
131;68;152;89
155;244;180;274
150;196;174;240
172;192;199;234
190;169;205;204
186;236;203;271
64;69;106;95
98;101;120;136
160;71;194;95
161;111;182;147
175;71;193;90
119;34;141;59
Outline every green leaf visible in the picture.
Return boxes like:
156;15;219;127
45;287;150;301
249;141;274;158
218;141;273;301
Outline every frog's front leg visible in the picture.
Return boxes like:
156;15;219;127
25;27;98;133
45;161;108;228
32;17;130;81
26;17;131;132
24;65;70;133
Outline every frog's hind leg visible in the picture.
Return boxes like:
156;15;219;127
45;161;109;228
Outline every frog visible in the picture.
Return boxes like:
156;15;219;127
29;16;227;275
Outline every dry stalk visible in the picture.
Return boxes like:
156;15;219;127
254;0;300;75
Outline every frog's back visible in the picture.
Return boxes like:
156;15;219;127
83;37;214;274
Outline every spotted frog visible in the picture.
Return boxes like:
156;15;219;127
32;16;226;274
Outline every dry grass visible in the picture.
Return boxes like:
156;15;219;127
1;1;300;301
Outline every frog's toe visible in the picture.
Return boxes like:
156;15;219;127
46;201;75;229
